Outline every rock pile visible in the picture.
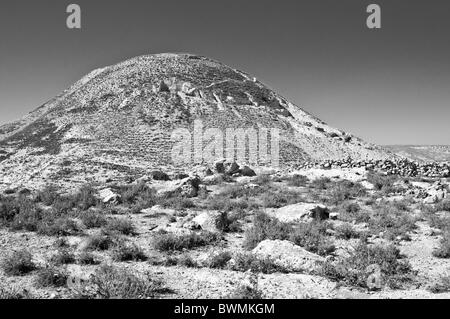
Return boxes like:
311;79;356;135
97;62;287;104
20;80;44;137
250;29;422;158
293;158;450;178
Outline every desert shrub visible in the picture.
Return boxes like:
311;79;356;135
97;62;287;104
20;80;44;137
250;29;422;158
73;185;99;210
120;182;157;205
9;200;43;232
427;214;450;231
0;196;21;224
80;211;108;229
286;174;309;187
204;197;255;213
311;177;332;190
335;223;361;240
290;221;335;256
111;242;147;262
160;197;196;210
324;180;367;205
105;218;136;236
262;190;303;208
35;267;68;288
153;231;221;252
38;216;81;236
51;196;76;215
368;203;417;240
435;200;450;212
206;251;232;269
338;202;370;223
230;253;287;274
433;229;450;258
84;232;118;251
35;185;60;206
320;242;413;289
1;250;36;276
0;285;34;299
428;275;450;293
89;264;167;299
54;237;70;248
366;172;399;194
243;213;292;250
227;283;263;299
215;211;242;233
176;254;197;268
51;249;76;265
77;252;99;265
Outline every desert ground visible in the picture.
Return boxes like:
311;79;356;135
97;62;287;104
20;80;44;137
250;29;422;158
0;161;449;299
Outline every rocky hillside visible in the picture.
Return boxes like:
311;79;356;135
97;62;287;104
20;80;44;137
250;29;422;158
0;53;391;190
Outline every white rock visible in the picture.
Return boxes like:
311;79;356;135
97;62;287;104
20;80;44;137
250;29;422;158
98;188;120;203
269;203;328;223
252;240;324;272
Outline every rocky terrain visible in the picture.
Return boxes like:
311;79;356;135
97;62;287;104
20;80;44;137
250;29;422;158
0;162;449;299
0;53;449;299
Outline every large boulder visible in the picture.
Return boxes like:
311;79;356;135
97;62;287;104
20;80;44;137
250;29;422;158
98;188;121;204
269;203;329;223
252;240;324;272
191;211;222;232
158;175;201;198
240;166;257;177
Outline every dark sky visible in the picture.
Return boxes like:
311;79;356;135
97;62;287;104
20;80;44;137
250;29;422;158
0;0;449;145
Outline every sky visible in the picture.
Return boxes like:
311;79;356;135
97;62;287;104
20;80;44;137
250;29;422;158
0;0;449;145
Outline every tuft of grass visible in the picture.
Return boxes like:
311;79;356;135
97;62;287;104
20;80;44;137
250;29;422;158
0;285;34;299
338;201;370;223
206;251;232;269
335;223;361;240
111;242;147;262
89;264;167;299
286;175;309;187
38;216;81;237
230;252;287;274
366;172;400;194
320;242;413;289
51;249;76;265
77;252;99;265
290;221;335;256
428;275;450;293
80;211;108;229
105;218;136;236
84;232;118;251
323;180;367;206
153;231;221;252
35;267;68;288
1;250;36;276
433;229;450;258
368;202;417;241
243;213;292;250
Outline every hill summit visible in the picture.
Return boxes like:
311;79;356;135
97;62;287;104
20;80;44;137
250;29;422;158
0;53;390;189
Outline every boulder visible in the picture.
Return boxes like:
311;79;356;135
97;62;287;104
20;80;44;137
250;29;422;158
191;211;221;232
150;170;171;181
269;203;329;223
158;176;201;198
252;240;324;272
98;188;121;204
240;166;257;177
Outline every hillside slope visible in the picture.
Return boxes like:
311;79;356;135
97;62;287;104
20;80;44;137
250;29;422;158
0;53;391;189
